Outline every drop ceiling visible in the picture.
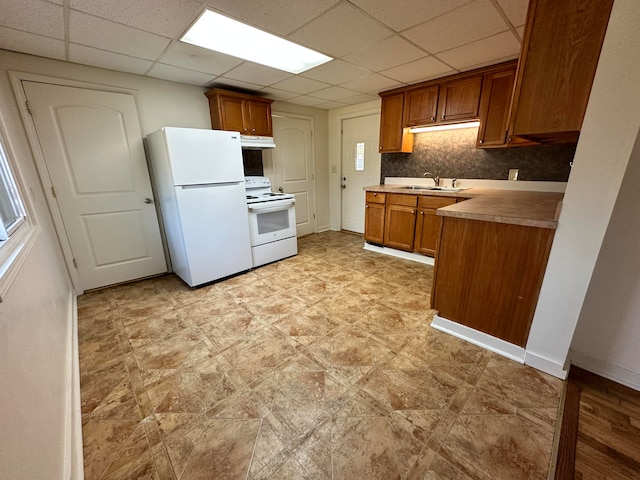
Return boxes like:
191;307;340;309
0;0;527;109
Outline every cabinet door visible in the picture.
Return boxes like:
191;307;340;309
403;86;439;127
384;203;417;251
379;93;413;153
509;0;614;142
414;197;457;256
438;76;482;122
477;67;516;148
248;101;273;136
364;202;386;245
218;95;248;133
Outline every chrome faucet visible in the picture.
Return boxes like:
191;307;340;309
423;171;439;186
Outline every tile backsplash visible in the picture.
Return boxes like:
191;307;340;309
381;127;576;184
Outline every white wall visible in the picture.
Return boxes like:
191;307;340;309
570;129;640;389
0;48;213;478
327;100;381;231
525;0;640;378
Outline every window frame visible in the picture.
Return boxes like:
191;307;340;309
0;120;39;302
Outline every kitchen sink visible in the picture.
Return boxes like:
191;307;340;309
395;185;466;192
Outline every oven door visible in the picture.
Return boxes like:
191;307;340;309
247;198;296;246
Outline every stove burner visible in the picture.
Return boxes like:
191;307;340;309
246;195;258;199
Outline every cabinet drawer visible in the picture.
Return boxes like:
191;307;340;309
366;191;386;204
386;193;418;207
418;196;457;209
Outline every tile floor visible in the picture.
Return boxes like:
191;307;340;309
78;231;564;480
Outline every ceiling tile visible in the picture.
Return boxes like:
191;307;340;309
290;3;392;57
315;101;348;110
311;86;359;101
339;93;379;105
301;60;370;85
288;95;325;107
0;26;65;60
258;87;299;101
158;42;243;75
403;0;509;54
350;0;474;32
381;56;454;84
69;44;153;75
147;63;216;85
69;0;203;37
270;76;331;95
342;35;427;72
223;63;292;86
436;31;520;70
0;0;64;39
495;0;529;27
339;73;401;94
70;11;171;60
204;0;340;36
211;77;265;92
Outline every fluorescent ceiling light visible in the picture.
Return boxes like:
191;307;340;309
181;10;333;74
409;121;480;133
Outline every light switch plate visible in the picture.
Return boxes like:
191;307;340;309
508;169;519;181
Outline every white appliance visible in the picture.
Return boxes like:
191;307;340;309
240;135;276;149
245;176;298;267
147;127;253;287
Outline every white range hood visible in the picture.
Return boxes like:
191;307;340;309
240;135;276;149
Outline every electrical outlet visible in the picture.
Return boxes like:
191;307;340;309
331;165;337;173
508;169;519;181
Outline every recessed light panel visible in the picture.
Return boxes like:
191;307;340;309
181;10;333;74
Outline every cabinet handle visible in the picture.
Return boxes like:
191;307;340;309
442;115;446;120
420;211;424;215
430;116;435;121
365;205;369;208
252;128;256;132
373;192;377;196
508;137;512;142
479;139;484;144
411;209;415;214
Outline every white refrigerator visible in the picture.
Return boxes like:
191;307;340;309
147;127;252;287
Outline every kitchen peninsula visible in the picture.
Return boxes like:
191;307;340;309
364;185;563;359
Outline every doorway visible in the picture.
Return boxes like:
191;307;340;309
270;114;316;237
22;81;166;291
341;114;381;233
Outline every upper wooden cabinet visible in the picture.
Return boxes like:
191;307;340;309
205;88;274;136
403;86;439;127
508;0;614;144
438;76;483;123
379;92;413;153
476;62;517;148
402;76;482;128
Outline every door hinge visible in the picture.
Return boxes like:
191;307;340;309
312;173;315;181
51;186;56;198
72;258;78;269
313;213;316;219
26;100;32;115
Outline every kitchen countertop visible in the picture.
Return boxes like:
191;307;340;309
364;185;564;229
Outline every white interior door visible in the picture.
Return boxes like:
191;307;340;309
341;114;381;233
23;81;167;291
271;115;316;236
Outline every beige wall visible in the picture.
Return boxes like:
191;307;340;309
0;48;212;478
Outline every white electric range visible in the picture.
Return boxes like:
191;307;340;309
244;176;298;267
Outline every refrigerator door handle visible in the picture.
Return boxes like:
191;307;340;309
180;182;242;189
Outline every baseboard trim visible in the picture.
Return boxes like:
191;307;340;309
363;243;435;266
569;349;640;391
524;351;568;380
431;315;525;363
64;294;84;480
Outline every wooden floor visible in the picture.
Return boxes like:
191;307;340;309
555;366;640;480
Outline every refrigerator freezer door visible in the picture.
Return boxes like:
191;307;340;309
163;127;244;186
173;182;252;286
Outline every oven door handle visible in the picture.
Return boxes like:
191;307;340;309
248;200;295;213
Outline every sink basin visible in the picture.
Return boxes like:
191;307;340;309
395;185;465;192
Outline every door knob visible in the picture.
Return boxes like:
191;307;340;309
144;198;153;204
278;187;284;192
341;184;347;189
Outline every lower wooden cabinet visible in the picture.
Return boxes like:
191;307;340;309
431;216;554;347
364;192;458;256
364;192;386;244
414;196;457;255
